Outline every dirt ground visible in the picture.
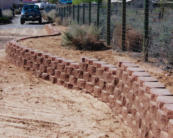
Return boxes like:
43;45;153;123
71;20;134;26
0;48;136;138
19;26;173;94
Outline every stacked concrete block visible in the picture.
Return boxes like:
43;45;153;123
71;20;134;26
6;39;173;138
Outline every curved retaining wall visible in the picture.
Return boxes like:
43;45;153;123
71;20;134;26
5;37;173;138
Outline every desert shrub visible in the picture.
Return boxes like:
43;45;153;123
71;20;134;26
2;9;13;18
62;24;107;51
42;9;58;22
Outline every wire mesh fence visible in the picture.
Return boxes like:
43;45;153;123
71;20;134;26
57;1;173;66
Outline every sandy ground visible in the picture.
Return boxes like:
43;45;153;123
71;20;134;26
0;49;135;138
19;28;173;94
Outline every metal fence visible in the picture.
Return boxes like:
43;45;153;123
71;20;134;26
57;1;173;66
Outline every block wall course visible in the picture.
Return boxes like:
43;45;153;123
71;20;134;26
6;37;173;138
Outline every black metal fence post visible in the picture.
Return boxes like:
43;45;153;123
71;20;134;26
107;0;111;46
97;0;100;27
77;5;80;24
64;7;66;18
73;5;75;20
122;0;126;51
89;2;91;25
144;0;149;61
69;5;71;17
83;3;85;24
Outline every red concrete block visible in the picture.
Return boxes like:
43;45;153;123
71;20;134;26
87;58;98;65
85;82;94;93
23;66;30;71
35;70;42;78
65;66;73;75
121;63;138;71
163;104;173;119
57;79;64;85
88;65;96;74
40;65;47;73
138;87;145;99
96;68;104;77
127;67;144;76
49;75;57;83
113;87;121;98
55;57;64;63
55;70;61;78
117;68;123;78
122;106;128;118
77;79;85;89
106;83;115;94
122;71;128;82
168;119;173;138
151;120;161;138
93;86;101;98
99;79;106;89
93;61;103;68
79;63;88;71
126;76;136;89
156;96;173;109
108;95;115;108
83;72;91;81
43;58;51;66
36;57;44;64
51;61;58;69
91;76;99;85
47;67;55;75
101;90;109;102
81;56;88;63
132;81;140;93
64;60;73;66
60;72;69;82
109;67;117;75
144;82;165;92
69;76;77;85
137;77;157;87
27;60;33;67
111;76;119;86
114;100;123;114
117;80;124;91
150;89;173;101
64;82;73;89
132;72;150;78
57;63;65;72
101;64;114;71
41;73;49;80
103;71;112;82
70;63;79;69
156;109;168;132
73;69;83;78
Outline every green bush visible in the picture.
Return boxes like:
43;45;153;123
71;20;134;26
0;16;12;24
62;24;107;51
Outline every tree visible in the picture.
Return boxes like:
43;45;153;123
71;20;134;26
48;0;59;3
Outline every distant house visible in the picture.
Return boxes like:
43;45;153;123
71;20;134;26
0;0;21;9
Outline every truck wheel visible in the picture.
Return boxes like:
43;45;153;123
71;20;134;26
39;18;42;24
20;19;25;24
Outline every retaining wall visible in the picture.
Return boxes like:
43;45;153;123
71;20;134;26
5;37;173;138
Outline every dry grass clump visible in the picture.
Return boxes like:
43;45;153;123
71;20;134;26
112;24;143;52
62;24;107;51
